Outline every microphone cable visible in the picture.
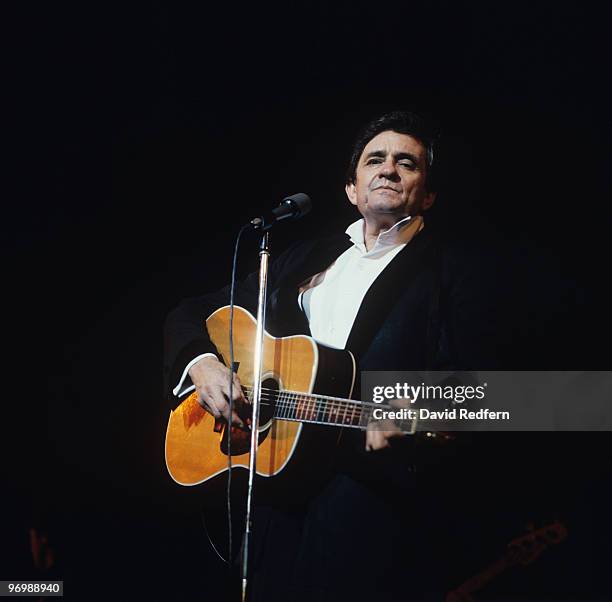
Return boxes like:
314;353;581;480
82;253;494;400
226;223;250;567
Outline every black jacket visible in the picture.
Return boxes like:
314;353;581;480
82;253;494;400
163;226;498;406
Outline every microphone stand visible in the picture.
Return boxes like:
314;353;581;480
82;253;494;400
238;194;310;600
240;229;270;602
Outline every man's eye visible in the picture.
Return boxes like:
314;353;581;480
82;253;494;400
399;161;416;169
366;158;383;165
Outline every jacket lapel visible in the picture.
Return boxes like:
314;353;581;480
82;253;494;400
267;234;352;336
344;228;437;361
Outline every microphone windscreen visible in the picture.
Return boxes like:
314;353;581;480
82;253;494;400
282;193;311;217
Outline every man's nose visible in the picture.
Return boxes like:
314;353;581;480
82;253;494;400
378;159;400;180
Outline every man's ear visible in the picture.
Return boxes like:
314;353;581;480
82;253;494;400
422;191;436;211
345;182;358;206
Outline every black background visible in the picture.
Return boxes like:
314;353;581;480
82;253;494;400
3;1;611;600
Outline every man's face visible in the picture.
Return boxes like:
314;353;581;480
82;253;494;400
345;130;436;222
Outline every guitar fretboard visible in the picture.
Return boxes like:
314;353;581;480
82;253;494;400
243;386;416;432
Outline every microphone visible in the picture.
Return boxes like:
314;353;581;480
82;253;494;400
250;193;311;230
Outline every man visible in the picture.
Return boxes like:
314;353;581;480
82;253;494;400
164;111;496;600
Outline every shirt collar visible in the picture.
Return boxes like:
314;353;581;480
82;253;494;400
345;215;424;256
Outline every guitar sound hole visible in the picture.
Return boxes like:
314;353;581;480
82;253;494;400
258;377;279;427
219;377;279;457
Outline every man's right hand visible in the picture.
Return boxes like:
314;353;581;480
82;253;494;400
188;356;250;429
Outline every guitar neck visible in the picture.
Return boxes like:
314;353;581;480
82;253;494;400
244;386;415;432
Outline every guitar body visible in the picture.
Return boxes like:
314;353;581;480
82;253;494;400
165;305;356;486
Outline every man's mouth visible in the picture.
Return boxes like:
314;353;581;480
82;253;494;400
372;186;400;192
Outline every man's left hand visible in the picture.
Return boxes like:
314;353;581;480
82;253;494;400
365;397;413;451
365;419;407;451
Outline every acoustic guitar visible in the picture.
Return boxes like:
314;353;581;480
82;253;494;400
165;305;427;487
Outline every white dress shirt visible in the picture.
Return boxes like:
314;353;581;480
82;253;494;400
298;215;423;349
173;215;423;397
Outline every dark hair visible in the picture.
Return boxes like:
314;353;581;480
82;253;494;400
346;110;439;191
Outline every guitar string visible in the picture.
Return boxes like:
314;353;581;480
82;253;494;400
231;400;363;425
224;388;368;425
235;397;368;426
240;387;383;414
218;387;414;429
194;382;413;428
240;384;386;409
241;387;389;415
